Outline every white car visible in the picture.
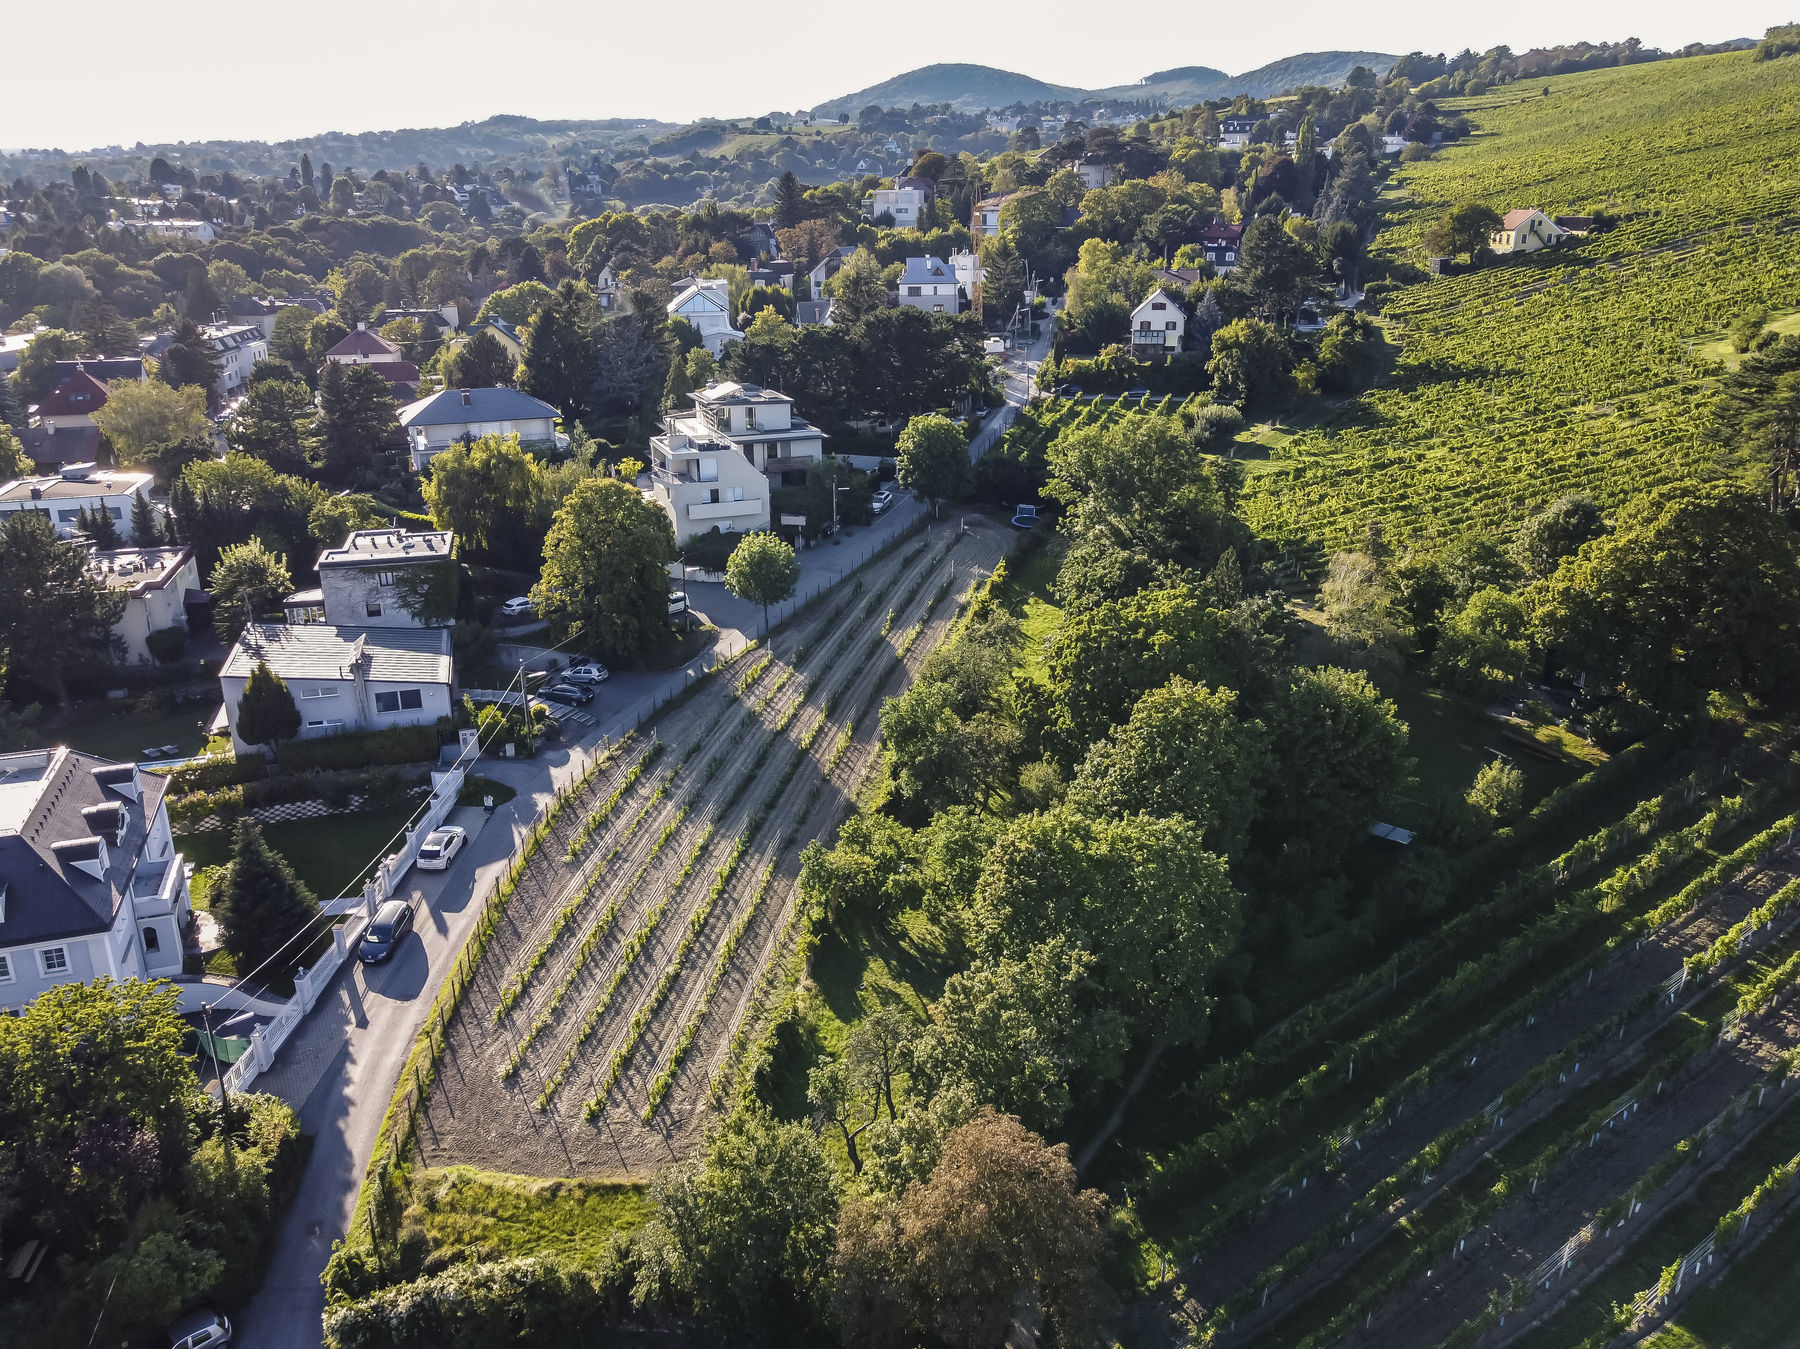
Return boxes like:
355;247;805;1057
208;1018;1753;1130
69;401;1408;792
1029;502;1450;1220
168;1310;232;1349
871;489;895;516
498;596;535;617
415;825;467;871
669;590;689;616
563;662;610;684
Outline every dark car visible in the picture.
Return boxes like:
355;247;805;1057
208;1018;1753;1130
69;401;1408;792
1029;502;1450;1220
538;682;594;706
358;899;414;963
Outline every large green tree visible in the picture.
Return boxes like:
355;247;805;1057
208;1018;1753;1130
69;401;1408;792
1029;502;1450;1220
225;378;315;474
209;539;293;643
724;529;799;634
419;433;548;570
441;328;516;389
215;818;321;977
161;317;223;397
235;660;301;756
92;380;213;485
535;475;676;662
0;511;125;708
1711;333;1800;510
313;361;400;484
1206;317;1292;410
1046;585;1232;745
521;278;597;423
895;413;968;516
1423;202;1503;263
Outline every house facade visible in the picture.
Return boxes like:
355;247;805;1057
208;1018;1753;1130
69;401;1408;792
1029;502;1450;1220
895;256;960;313
199;322;269;402
1490;209;1569;255
863;178;934;228
1219;116;1260;148
463;315;525;363
0;749;191;1012
647;381;827;545
668;278;742;356
1075;160;1116;190
1198;223;1245;272
0;466;156;540
315;527;457;628
96;546;201;664
397;387;562;469
807;246;859;297
1130;288;1186;355
219;624;454;754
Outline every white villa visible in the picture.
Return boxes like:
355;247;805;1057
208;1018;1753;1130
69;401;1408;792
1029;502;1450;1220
862;177;934;228
668;278;741;357
314;527;457;628
0;749;192;1012
895;256;960;313
1130;288;1187;356
96;545;201;665
397;387;562;469
647;381;827;545
0;466;156;540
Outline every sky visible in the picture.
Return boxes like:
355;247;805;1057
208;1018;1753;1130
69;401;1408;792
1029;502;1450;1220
7;0;1793;151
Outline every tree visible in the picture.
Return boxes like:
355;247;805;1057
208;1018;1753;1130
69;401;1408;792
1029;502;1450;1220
235;660;301;757
894;413;968;516
774;171;808;229
75;504;121;549
590;311;663;415
78;294;136;356
724;529;799;634
130;491;162;546
831;1110;1110;1349
209;539;293;643
1227;214;1321;322
1530;482;1800;716
214;818;320;977
1207;317;1292;410
420;433;548;570
1467;757;1526;821
1423;202;1502;262
184;267;224;323
160;317;223;397
1510;495;1604;578
978;235;1026;327
225;378;314;474
1067;677;1263;856
1432;586;1530;697
641;1107;837;1331
475;280;556;327
0;512;125;708
1314;311;1383;392
535;475;676;662
312;361;399;484
1319;551;1411;669
1711;334;1800;510
92;379;212;483
442;328;516;388
521;278;597;423
827;248;889;324
307;493;384;548
0;422;28;483
16;329;79;402
269;305;318;380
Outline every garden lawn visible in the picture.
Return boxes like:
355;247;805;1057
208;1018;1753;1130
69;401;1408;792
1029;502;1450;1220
46;700;213;765
178;804;422;903
401;1167;648;1268
1377;664;1579;808
993;535;1067;684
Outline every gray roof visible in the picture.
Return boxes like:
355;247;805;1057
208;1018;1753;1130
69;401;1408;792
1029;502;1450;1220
796;299;833;325
0;749;168;946
316;527;455;569
899;256;956;286
221;624;453;684
397;387;559;429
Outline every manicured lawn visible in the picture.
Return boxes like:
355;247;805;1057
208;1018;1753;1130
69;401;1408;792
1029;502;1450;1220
401;1167;648;1268
178;804;423;903
40;699;214;765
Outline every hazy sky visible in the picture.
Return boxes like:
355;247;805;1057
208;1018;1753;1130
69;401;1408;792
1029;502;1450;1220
7;0;1791;150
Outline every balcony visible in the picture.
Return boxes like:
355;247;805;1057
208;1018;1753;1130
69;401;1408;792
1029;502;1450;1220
130;853;186;916
687;499;763;521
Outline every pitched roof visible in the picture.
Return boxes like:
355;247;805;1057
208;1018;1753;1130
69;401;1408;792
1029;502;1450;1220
221;624;453;684
669;280;732;315
37;370;111;417
326;328;403;358
796;299;834;325
365;361;421;388
899;256;956;286
1199;223;1244;245
53;358;143;384
1501;209;1544;229
397;386;560;428
1132;287;1182;316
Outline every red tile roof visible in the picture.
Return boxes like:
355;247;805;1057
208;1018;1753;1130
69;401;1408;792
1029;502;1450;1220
36;370;110;418
1500;209;1541;229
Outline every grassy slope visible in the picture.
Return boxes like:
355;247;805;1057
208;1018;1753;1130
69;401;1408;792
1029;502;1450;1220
401;1167;648;1267
1243;51;1800;555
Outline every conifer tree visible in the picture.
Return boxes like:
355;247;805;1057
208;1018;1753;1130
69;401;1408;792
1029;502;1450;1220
216;818;319;977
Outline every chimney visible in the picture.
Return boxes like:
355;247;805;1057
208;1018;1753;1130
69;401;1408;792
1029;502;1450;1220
461;390;472;407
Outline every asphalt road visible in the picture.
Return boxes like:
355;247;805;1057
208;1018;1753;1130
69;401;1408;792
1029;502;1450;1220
968;317;1054;463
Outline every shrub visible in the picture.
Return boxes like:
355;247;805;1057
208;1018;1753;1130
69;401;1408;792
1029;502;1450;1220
162;755;268;793
144;626;189;664
1467;758;1526;821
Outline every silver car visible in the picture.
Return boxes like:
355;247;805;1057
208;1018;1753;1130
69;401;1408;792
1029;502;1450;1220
168;1310;232;1349
415;825;466;871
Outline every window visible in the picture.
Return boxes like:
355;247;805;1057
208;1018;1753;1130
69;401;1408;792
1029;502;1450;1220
698;457;719;483
305;718;345;729
907;286;922;296
108;507;123;520
933;304;944;313
365;601;383;617
56;509;79;523
40;946;67;975
376;571;395;585
1139;321;1152;330
1151;302;1167;311
142;926;159;952
300;685;339;699
375;689;424;714
0;953;11;983
1166;321;1178;331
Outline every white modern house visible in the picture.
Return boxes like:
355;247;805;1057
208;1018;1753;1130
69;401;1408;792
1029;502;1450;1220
1219;115;1260;149
1130;288;1187;356
219;624;454;754
1075;160;1116;190
862;177;934;228
96;545;201;665
647;381;827;546
315;527;456;628
667;278;741;357
199;322;269;402
0;466;156;540
895;256;960;313
397;387;562;469
0;749;192;1012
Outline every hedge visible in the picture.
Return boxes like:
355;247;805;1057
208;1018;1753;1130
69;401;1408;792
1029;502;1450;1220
158;754;270;793
168;765;424;829
279;724;443;771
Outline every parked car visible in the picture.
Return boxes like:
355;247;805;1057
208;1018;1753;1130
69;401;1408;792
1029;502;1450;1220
358;899;415;964
167;1310;232;1349
538;682;594;706
498;596;534;617
668;590;689;616
562;662;610;685
871;490;895;516
415;825;467;872
1011;503;1040;529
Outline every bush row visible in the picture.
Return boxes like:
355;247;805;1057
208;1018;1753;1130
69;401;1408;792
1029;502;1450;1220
169;765;427;829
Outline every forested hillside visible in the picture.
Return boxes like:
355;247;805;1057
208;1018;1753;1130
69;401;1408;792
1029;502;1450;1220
1243;51;1800;555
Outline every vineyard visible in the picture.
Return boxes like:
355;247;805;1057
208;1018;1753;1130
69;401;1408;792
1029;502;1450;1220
408;517;1012;1178
1108;719;1800;1349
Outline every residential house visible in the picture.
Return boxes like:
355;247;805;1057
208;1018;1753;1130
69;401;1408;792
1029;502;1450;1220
972;192;1019;239
594;264;623;312
229;295;283;338
121;218;217;244
218;624;454;754
95;546;201;665
322;324;418;397
807;246;859;297
1381;134;1409;156
862;177;934;228
1130;288;1186;356
378;305;461;352
1075;160;1116;190
668;278;742;357
0;331;38;374
734;222;780;262
1198;222;1245;272
1490;209;1569;255
0;466;155;540
53;357;144;386
315;527;456;628
1218;115;1260;148
1553;215;1597;236
647;380;827;545
199;322;269;402
23;368;114;466
895;256;960;313
747;260;797;291
397;387;562;470
795;299;835;326
0;748;192;1011
463;315;525;364
949;250;984;313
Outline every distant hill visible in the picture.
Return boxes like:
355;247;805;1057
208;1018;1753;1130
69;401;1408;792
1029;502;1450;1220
812;51;1401;117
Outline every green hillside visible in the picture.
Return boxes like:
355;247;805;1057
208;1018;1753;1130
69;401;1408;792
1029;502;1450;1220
1242;50;1800;556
